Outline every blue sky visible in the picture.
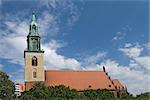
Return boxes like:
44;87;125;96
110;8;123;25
0;0;149;95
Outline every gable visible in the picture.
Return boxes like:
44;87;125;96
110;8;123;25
112;79;124;91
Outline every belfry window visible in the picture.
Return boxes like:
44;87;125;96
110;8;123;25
32;56;37;66
32;25;36;30
32;25;36;34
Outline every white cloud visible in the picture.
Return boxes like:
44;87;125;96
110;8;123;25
39;0;81;28
119;46;143;58
88;52;107;62
0;15;80;69
129;60;141;70
0;36;26;65
95;59;150;95
42;41;80;69
0;0;81;65
119;43;150;71
81;43;150;95
112;32;126;41
39;11;59;37
4;21;28;35
134;56;150;71
0;18;27;65
0;0;82;85
144;42;150;50
81;51;107;67
44;39;64;50
117;43;150;94
112;25;132;41
124;43;132;48
0;11;29;64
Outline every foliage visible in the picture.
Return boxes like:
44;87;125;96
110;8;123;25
120;92;136;100
119;92;150;100
136;92;150;100
47;85;78;99
20;82;117;100
19;82;48;100
18;82;150;100
0;71;15;100
82;89;116;100
20;82;79;100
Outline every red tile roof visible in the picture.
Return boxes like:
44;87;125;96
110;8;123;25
45;70;116;90
112;79;124;91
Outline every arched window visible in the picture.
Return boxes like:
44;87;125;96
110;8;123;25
32;56;37;66
33;68;37;78
32;25;36;30
32;25;36;34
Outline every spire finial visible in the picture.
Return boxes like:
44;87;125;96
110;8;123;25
32;11;36;21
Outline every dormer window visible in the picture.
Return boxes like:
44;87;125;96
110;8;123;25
32;56;37;66
88;85;92;88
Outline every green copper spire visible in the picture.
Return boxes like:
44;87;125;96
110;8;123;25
32;11;36;21
29;11;39;36
26;11;43;52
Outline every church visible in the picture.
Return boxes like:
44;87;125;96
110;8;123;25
24;12;126;96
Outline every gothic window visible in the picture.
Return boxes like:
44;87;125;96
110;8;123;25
33;68;37;78
32;56;37;66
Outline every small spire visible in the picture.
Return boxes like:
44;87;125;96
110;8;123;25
32;11;36;21
103;66;106;72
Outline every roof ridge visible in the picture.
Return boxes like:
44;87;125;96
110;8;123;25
45;70;104;72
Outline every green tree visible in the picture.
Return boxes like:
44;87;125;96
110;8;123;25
120;92;136;100
0;71;15;100
97;89;116;100
20;83;79;100
81;89;116;100
47;85;78;99
20;82;48;100
136;92;150;100
20;82;150;100
30;82;48;99
19;91;35;100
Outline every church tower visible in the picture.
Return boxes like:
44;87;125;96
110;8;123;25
24;12;44;85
